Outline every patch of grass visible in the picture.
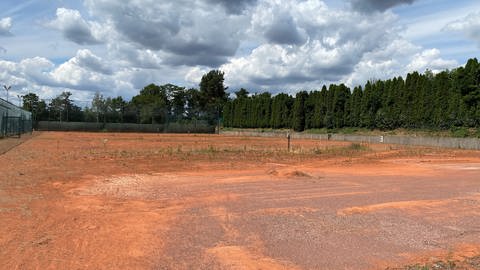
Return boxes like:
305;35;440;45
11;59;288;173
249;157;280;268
305;127;375;135
207;145;216;153
391;260;458;270
386;253;480;270
340;127;365;134
347;142;367;151
221;127;291;134
450;127;469;138
190;145;220;156
317;143;370;156
304;128;329;134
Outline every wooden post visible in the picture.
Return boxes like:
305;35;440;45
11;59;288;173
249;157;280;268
287;132;291;152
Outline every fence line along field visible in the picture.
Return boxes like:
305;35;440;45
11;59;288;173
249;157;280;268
1;132;480;269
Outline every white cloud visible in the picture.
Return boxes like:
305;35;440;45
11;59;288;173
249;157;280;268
222;0;428;92
406;48;457;73
0;57;56;99
444;12;480;46
19;57;56;85
0;59;29;91
345;43;457;87
73;49;112;75
49;51;122;93
0;52;127;100
185;66;210;87
46;8;101;45
251;2;309;45
344;39;417;86
0;17;12;36
85;0;250;67
0;51;191;102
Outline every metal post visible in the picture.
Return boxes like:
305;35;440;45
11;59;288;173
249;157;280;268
1;112;4;137
5;110;8;136
3;85;11;103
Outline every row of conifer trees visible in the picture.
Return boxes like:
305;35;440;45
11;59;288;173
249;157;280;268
223;58;480;131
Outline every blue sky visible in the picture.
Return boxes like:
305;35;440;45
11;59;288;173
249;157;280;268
0;0;479;105
393;0;479;61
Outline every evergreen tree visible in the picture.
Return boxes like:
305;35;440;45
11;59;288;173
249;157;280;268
270;93;293;129
459;59;480;126
223;101;233;127
292;91;308;131
332;84;351;128
306;90;324;129
360;81;380;128
199;70;228;124
350;86;363;127
432;71;452;128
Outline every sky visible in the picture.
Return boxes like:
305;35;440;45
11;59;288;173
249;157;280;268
0;0;479;106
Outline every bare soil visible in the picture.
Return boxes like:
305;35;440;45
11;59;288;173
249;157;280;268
0;133;34;155
1;132;480;269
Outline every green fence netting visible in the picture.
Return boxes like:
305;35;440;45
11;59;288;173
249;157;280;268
0;98;32;138
36;121;215;133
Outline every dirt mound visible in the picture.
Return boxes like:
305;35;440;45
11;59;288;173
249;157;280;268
267;168;313;178
283;170;312;178
266;168;279;176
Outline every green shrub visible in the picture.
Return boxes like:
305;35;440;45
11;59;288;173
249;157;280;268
450;127;469;138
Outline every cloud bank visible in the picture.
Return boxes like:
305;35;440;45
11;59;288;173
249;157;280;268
0;0;466;102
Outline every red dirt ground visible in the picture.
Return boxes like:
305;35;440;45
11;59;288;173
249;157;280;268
1;132;480;269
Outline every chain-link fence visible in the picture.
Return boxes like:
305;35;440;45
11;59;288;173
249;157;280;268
221;130;480;150
1;98;32;138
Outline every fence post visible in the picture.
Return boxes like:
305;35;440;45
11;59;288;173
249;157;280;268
287;132;291;152
21;116;24;134
1;113;4;137
5;110;8;137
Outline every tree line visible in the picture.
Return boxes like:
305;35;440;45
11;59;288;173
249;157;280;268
224;58;480;131
21;70;227;126
20;58;480;132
